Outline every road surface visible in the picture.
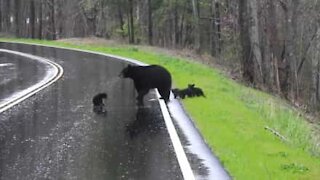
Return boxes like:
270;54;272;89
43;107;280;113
0;43;183;180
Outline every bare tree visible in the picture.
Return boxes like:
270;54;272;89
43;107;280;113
0;0;2;32
128;0;134;43
191;0;200;53
310;28;320;110
39;0;43;39
282;0;300;100
79;0;99;36
248;0;263;85
210;0;221;56
239;0;254;83
14;0;21;37
147;0;153;45
30;0;36;38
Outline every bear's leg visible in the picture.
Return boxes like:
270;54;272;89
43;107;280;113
172;89;178;98
93;104;104;114
159;88;170;103
200;90;205;97
137;89;149;106
181;91;186;99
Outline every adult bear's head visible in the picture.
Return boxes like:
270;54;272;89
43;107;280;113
119;64;134;78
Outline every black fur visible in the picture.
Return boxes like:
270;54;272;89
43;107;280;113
188;84;205;97
120;64;172;105
172;88;192;99
172;88;180;98
172;84;205;99
92;93;107;113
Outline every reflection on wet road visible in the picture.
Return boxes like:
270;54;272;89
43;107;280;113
0;43;182;179
0;52;48;103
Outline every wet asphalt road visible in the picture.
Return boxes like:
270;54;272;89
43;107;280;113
0;51;49;103
0;43;183;179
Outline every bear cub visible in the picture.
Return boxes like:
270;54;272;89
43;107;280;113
172;88;191;99
120;64;172;105
172;84;205;99
92;93;107;113
188;84;205;97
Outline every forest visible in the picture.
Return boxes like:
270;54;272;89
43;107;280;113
1;0;320;118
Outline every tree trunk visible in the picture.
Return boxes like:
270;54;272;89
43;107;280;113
210;0;221;57
248;0;263;85
215;1;221;54
50;0;56;40
117;2;124;34
56;0;64;38
174;0;179;47
210;0;217;56
239;0;254;83
317;61;320;104
147;0;153;45
191;0;200;53
267;0;281;94
274;55;281;94
128;0;134;44
30;0;36;38
39;0;43;39
14;0;20;37
284;0;299;100
0;0;2;32
310;28;320;110
2;0;11;32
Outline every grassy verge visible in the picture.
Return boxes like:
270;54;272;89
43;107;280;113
1;38;320;179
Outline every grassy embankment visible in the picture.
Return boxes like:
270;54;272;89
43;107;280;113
1;38;320;179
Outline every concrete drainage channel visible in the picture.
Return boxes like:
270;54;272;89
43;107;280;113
0;42;231;180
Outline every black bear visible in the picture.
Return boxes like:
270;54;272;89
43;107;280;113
172;84;205;99
92;93;107;113
120;64;172;105
172;88;181;99
188;84;205;97
172;88;193;99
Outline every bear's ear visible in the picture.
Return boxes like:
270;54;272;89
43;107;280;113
188;84;195;87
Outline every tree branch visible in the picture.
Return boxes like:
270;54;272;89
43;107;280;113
264;126;289;142
278;0;287;12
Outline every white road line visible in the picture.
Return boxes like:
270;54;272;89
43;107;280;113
0;41;195;180
157;91;196;180
0;63;14;67
0;49;64;113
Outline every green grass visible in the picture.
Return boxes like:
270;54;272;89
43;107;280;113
1;38;320;179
